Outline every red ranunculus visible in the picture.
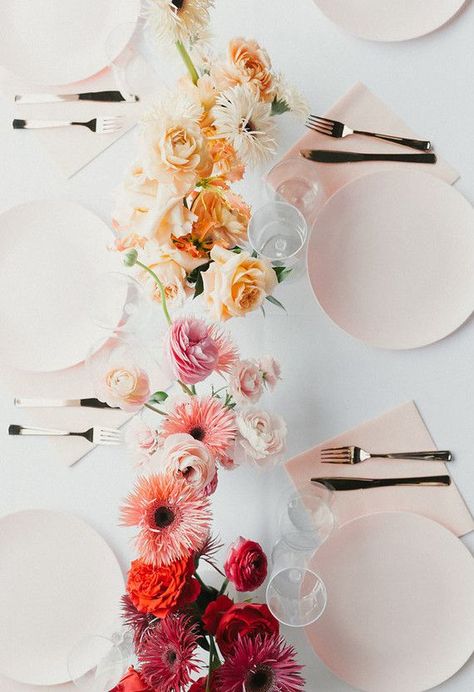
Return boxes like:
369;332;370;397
189;673;217;691
110;666;151;691
215;602;279;658
202;594;234;635
224;536;268;592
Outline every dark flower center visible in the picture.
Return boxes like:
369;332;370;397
154;505;175;528
166;649;177;665
189;425;205;441
246;665;275;691
172;0;185;9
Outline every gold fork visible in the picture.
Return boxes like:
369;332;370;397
320;446;452;464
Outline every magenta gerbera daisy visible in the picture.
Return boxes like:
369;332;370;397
161;396;237;461
217;634;305;692
121;593;158;652
120;473;211;566
138;614;200;692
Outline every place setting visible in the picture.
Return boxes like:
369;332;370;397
1;0;473;691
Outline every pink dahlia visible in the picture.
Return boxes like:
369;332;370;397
161;396;237;462
138;614;200;692
217;634;305;692
120;474;211;567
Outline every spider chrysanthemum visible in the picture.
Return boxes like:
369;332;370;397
145;0;215;45
120;473;211;566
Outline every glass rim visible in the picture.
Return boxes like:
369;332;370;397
247;200;308;262
265;566;327;628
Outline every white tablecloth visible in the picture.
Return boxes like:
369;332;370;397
0;1;473;689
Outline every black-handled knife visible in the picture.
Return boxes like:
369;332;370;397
14;397;119;409
301;149;437;164
312;475;451;490
14;91;139;104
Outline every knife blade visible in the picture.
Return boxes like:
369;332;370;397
14;91;139;104
14;397;118;409
300;149;437;164
312;475;451;490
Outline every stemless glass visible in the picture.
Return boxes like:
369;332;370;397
248;201;308;271
266;566;327;628
89;272;153;335
67;631;133;691
279;483;335;553
267;157;322;222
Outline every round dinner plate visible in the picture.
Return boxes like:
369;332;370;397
308;512;474;692
0;0;140;85
308;170;474;349
0;200;124;372
312;0;466;42
0;510;124;686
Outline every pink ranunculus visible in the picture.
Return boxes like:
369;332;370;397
259;355;281;390
164;317;219;385
98;363;151;412
230;359;264;403
160;432;216;492
224;536;268;592
236;406;287;464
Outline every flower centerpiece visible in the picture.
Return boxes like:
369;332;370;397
112;0;308;320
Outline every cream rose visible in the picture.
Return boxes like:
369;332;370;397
236;407;287;463
139;242;205;307
112;164;158;243
212;38;274;102
160;432;216;491
202;246;277;321
97;364;150;412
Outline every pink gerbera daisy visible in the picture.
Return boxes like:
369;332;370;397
217;634;305;692
121;594;158;652
161;396;237;461
138;614;200;692
120;474;211;567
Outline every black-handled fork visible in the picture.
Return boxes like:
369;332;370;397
306;115;431;152
8;425;122;445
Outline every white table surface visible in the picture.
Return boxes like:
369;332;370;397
0;1;473;690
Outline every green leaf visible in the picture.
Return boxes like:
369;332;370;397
266;294;287;312
231;246;242;254
273;266;293;283
150;391;168;404
187;261;211;285
271;97;290;116
194;270;205;298
251;249;258;258
260;303;266;317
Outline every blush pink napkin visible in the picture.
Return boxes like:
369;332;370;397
285;401;474;537
267;82;459;224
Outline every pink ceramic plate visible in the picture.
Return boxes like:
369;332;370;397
312;0;466;42
308;512;474;692
308;170;474;349
0;510;124;686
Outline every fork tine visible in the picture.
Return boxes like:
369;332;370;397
305;123;334;136
308;115;336;125
99;426;121;434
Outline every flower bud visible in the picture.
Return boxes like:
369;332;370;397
122;248;138;267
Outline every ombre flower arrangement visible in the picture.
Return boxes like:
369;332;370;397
112;1;308;322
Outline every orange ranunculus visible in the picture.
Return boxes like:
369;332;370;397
126;556;200;619
191;188;251;250
208;137;245;183
212;38;274;102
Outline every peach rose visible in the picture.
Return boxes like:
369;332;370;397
192;189;251;249
138;242;203;307
202;246;277;321
98;364;150;412
160;433;216;492
112;164;158;243
212;38;274;102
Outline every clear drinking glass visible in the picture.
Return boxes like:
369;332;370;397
248;201;308;270
104;19;157;100
279;483;335;553
266;567;327;627
267;157;322;222
89;272;153;335
67;631;133;691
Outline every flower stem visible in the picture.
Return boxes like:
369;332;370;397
194;571;207;589
218;577;229;596
176;40;199;85
135;260;172;326
178;380;195;396
144;402;167;416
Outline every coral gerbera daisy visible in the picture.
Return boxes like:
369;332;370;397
217;634;305;692
145;0;214;46
121;474;211;566
161;396;237;461
138;614;200;691
212;84;277;166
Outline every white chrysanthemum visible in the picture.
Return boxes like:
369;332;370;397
212;84;277;166
273;73;310;119
142;89;203;129
145;0;214;45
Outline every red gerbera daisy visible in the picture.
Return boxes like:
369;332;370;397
217;633;305;692
161;396;237;461
120;473;211;566
138;614;200;692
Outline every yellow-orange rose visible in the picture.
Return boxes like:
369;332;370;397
202;246;277;321
212;38;274;102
